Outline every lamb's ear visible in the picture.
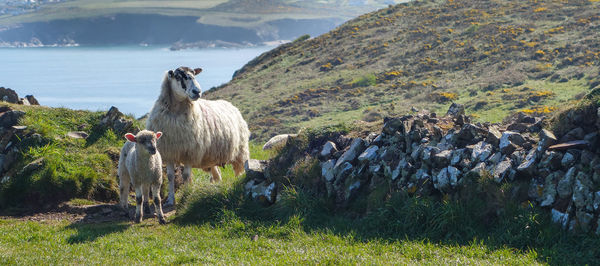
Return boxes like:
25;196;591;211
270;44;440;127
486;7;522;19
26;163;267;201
155;132;162;139
125;133;136;142
168;70;174;78
194;68;203;75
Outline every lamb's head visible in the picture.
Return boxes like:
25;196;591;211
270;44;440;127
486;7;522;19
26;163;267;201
167;66;203;101
125;130;163;155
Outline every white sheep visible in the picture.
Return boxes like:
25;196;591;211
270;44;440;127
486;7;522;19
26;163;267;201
146;67;250;206
118;130;166;224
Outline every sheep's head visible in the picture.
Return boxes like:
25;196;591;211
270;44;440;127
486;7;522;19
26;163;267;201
125;130;163;155
167;66;203;101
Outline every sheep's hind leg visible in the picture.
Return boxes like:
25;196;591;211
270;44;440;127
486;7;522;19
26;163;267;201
152;183;166;224
210;166;222;183
134;186;144;223
164;164;176;206
118;171;131;210
183;165;192;184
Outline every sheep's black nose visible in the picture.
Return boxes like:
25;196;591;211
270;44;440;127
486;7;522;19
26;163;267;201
192;89;200;96
149;148;157;154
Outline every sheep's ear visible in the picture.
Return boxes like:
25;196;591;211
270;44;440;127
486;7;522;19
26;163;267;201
155;132;162;139
168;70;174;78
125;133;136;142
194;68;202;75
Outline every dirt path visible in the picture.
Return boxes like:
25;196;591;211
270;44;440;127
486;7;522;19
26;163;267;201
0;203;177;224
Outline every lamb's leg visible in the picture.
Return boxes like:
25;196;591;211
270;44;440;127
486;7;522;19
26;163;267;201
134;186;144;223
118;170;131;210
183;165;192;184
210;166;222;183
152;183;166;224
165;163;176;206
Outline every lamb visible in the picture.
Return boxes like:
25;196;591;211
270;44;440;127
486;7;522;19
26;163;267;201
118;130;166;224
146;66;250;206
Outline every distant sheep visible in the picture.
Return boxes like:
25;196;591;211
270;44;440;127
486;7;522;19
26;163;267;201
146;67;250;205
118;130;166;224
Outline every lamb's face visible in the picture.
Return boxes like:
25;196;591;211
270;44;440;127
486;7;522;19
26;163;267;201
168;67;203;101
125;130;163;155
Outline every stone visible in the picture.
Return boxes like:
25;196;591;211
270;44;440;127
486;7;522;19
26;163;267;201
263;134;297;150
0;87;19;103
551;209;570;229
358;145;379;163
559;127;585;143
446;103;465;117
539;151;562;171
499;131;525;154
25;95;40;105
593;191;600;211
0;110;25;128
561;152;576;168
320;141;338;158
450;149;464;166
335;162;354;180
470;141;493;163
576;211;594;232
572;172;593;210
18;157;45;176
434;166;459;192
100;106;133;134
486;152;502;165
540;172;561;207
414;167;431;182
469;162;486;178
548;140;589;151
66;131;89;139
486;126;502;146
517;149;537;175
507;123;528;133
321;159;336;182
382;117;405;135
539;129;558;150
557;167;577;198
249;181;276;204
493;158;512;183
433;149;452;168
244;159;268;180
334;138;366;169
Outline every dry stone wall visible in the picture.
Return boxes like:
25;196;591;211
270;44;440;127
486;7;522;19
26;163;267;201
246;103;600;233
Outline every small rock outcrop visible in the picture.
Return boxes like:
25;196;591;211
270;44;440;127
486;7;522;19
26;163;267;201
0;87;40;106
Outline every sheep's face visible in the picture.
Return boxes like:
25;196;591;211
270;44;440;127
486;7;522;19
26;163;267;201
125;130;163;155
168;67;203;101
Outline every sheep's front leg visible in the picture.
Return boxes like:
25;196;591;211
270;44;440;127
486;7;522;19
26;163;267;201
210;166;222;183
183;165;192;184
134;186;144;223
165;163;176;206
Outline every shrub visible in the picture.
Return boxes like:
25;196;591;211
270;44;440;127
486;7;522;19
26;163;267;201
351;74;377;88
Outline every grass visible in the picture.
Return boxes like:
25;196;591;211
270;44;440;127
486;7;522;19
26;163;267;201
0;218;542;265
0;104;128;210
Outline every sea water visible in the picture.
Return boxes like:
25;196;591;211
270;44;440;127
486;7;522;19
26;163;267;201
0;46;272;117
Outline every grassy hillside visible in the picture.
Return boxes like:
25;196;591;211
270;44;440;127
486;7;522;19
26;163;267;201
0;0;405;28
207;0;600;140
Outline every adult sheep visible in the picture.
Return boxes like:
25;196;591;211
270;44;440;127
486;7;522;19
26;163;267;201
146;66;250;206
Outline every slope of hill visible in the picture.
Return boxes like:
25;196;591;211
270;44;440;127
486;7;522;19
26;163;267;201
207;0;600;140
